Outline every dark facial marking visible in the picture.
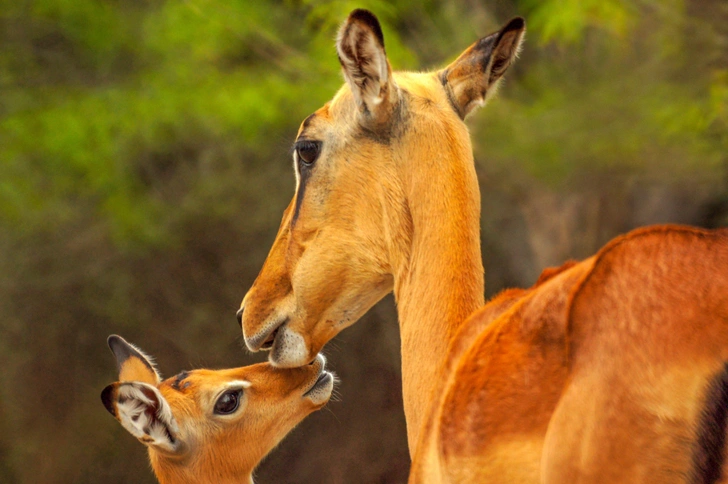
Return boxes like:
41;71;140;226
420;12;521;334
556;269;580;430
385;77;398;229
301;113;317;134
171;371;190;391
291;139;321;225
292;158;313;226
355;90;409;144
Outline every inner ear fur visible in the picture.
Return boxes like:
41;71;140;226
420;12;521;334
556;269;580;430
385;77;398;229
441;17;526;119
101;381;182;454
336;9;399;125
107;334;161;385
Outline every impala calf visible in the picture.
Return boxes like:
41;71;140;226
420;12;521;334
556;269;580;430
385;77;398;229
101;335;334;484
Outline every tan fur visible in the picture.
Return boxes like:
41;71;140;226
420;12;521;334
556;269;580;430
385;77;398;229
240;9;728;483
241;11;523;451
102;338;332;483
410;258;594;482
118;356;159;384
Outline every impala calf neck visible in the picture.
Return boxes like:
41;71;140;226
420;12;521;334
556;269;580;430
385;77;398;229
101;335;334;484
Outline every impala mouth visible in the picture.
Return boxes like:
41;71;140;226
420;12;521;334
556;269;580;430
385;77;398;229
246;317;288;352
305;371;334;396
260;325;281;350
303;354;335;403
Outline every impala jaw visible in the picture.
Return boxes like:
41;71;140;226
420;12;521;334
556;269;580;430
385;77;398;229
302;354;335;406
242;288;324;367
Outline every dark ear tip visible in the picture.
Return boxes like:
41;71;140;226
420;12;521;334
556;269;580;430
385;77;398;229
101;384;118;417
347;9;384;46
348;9;379;25
107;334;123;350
107;334;129;357
504;17;526;32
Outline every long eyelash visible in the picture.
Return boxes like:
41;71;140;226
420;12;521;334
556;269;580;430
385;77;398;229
292;139;319;152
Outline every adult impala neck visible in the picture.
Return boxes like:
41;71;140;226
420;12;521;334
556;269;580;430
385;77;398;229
391;128;485;451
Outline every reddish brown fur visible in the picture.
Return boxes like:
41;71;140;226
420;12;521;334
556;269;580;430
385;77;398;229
239;9;728;483
410;226;728;483
543;225;728;483
411;258;594;482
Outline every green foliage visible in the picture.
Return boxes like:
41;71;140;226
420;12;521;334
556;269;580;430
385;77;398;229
475;0;725;187
523;0;638;45
0;0;726;482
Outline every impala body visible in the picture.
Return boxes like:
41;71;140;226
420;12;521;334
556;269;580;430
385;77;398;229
239;9;728;483
101;335;334;484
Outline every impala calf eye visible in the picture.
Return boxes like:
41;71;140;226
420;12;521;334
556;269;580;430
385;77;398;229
214;390;242;415
296;141;321;166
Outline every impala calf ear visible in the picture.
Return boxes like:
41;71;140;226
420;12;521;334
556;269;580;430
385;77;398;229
337;9;399;124
441;17;526;118
101;381;182;454
107;334;161;385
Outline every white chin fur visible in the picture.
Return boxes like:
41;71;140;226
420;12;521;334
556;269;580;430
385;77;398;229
269;327;309;368
306;373;335;405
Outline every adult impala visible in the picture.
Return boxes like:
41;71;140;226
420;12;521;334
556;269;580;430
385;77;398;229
101;335;334;483
240;9;523;450
239;9;728;483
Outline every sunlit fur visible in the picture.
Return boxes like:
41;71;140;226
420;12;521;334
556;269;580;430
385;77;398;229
241;11;524;454
411;258;595;482
241;9;728;483
102;338;333;484
409;226;728;483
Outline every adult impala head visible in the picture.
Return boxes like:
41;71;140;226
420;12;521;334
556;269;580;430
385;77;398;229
101;335;334;483
239;9;525;368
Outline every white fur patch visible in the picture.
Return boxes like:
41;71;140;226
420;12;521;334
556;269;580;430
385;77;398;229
224;380;252;390
115;382;179;453
270;327;308;368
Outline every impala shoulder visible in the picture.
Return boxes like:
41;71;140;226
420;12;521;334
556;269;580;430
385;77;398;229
445;288;527;369
569;224;728;305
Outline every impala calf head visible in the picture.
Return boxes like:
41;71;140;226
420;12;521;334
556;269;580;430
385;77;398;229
240;9;525;367
101;335;334;483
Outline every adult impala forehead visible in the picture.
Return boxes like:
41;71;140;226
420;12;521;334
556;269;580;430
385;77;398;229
296;103;332;140
294;71;447;146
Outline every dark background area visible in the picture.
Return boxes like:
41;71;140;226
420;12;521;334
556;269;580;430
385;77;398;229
0;0;726;482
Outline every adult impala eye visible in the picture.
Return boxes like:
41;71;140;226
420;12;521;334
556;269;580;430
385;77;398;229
214;390;242;415
295;140;321;166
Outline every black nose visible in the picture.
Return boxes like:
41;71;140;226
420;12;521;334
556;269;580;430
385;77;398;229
236;306;244;328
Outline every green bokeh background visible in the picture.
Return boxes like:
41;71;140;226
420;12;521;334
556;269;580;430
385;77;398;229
0;0;726;482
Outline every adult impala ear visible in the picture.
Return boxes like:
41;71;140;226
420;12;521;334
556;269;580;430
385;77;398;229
101;381;183;454
107;334;161;385
440;17;526;119
336;9;399;125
